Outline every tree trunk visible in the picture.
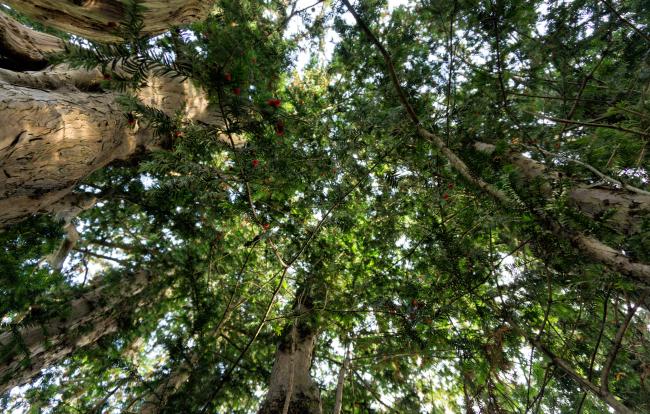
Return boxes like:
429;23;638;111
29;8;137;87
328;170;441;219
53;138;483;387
0;11;65;71
0;12;231;227
258;301;322;414
0;270;151;393
2;0;212;43
0;67;152;227
139;356;196;414
0;66;226;227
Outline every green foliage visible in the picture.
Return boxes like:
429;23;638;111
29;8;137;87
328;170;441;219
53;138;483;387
2;0;650;413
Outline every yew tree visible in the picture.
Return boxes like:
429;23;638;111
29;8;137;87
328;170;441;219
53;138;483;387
0;0;649;413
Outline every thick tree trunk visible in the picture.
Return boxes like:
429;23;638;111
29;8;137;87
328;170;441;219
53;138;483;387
0;70;225;227
0;67;151;227
0;12;233;227
258;302;322;414
0;69;225;226
0;270;151;393
0;11;65;71
2;0;212;43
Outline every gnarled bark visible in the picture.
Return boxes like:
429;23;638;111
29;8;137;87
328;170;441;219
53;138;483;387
0;270;152;393
2;0;213;43
0;13;236;227
0;67;150;227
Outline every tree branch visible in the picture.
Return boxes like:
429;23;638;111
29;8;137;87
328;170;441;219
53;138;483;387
600;296;645;393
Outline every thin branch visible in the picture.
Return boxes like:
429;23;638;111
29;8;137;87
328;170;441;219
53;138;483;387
527;111;650;138
333;343;350;414
601;0;650;43
577;288;611;413
599;294;645;393
528;146;650;195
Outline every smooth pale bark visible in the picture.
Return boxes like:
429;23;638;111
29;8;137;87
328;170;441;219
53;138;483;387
258;303;322;414
0;12;65;71
332;347;350;414
2;0;213;43
473;142;650;235
0;270;151;393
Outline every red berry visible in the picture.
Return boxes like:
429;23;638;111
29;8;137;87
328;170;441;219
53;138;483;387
262;223;270;230
232;87;241;96
443;193;449;200
266;98;281;108
224;72;232;81
252;159;259;168
447;183;454;189
175;131;183;137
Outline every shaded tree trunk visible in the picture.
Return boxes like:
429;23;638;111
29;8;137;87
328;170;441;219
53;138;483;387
0;67;151;227
0;13;229;227
258;297;322;414
0;12;64;71
2;0;212;43
0;270;152;393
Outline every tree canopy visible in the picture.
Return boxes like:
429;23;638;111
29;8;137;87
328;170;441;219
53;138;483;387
0;0;649;412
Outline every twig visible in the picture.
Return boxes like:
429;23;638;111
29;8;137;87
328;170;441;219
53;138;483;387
576;288;611;413
525;111;650;138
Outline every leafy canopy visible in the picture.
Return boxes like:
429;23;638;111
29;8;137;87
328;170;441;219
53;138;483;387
1;0;649;413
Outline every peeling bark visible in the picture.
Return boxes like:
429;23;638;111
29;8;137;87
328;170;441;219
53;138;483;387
0;270;151;393
2;0;213;43
258;303;322;414
568;187;650;235
0;11;65;71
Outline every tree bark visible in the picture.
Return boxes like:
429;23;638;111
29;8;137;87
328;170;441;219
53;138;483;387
2;0;212;43
473;142;650;235
258;302;322;414
0;270;152;393
0;68;226;227
0;67;150;227
0;11;65;71
0;12;235;227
